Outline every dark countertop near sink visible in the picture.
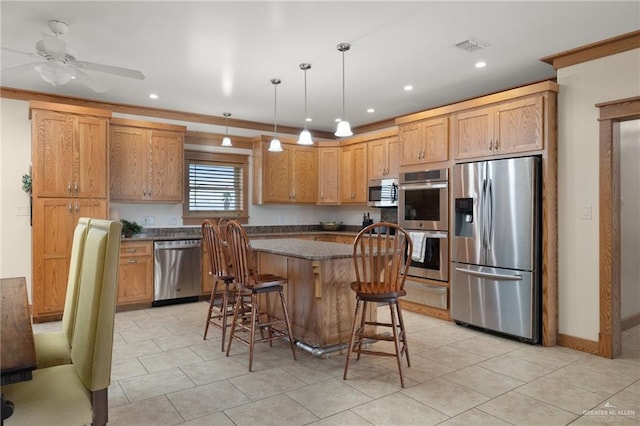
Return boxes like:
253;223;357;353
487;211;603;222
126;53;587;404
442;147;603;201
121;224;361;242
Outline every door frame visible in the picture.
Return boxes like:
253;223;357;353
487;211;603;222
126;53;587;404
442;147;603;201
597;96;640;358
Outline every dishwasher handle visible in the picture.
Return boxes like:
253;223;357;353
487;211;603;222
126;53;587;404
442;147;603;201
154;240;201;250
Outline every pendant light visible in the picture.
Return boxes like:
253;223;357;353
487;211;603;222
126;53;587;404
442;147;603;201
268;78;283;152
335;42;353;137
297;63;313;145
221;112;232;146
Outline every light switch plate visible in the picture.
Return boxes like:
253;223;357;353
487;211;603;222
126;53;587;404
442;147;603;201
581;205;592;220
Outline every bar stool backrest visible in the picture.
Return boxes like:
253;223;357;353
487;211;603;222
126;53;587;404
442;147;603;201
202;219;230;278
352;222;412;295
224;220;256;286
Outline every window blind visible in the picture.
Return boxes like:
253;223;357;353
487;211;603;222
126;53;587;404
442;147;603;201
187;161;243;212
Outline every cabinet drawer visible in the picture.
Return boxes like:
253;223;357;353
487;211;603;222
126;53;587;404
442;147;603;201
404;280;447;310
120;241;152;256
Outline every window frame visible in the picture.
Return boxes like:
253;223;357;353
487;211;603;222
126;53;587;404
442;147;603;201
182;150;249;225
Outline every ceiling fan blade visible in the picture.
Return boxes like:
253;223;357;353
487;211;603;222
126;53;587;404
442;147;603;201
73;68;108;93
1;62;41;75
71;60;144;80
1;46;40;58
40;32;66;57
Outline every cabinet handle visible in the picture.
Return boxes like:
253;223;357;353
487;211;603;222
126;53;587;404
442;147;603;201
67;182;72;194
494;139;499;151
488;140;493;151
126;248;137;253
127;259;137;264
75;202;79;214
67;203;72;213
74;182;79;194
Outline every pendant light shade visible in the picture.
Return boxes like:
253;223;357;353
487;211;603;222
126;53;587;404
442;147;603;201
297;63;313;145
335;42;353;137
221;112;232;146
268;78;283;152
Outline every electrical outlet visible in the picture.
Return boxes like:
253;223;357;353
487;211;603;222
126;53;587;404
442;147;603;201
142;216;155;226
15;206;29;216
581;205;592;220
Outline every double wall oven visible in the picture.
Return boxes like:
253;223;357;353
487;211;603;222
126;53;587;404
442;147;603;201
399;168;448;282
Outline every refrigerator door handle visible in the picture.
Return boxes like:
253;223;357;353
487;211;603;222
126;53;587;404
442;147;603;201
480;178;487;249
487;178;493;251
454;266;523;281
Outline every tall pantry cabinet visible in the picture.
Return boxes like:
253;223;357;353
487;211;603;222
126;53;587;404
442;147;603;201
30;101;111;322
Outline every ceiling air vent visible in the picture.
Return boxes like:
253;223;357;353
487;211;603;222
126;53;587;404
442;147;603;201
455;38;488;53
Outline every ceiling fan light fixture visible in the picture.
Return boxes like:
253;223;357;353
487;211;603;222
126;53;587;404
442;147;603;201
297;63;313;145
35;60;76;86
221;112;232;147
335;42;353;138
268;78;283;152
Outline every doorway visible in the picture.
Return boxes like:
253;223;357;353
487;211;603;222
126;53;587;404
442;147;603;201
598;96;640;358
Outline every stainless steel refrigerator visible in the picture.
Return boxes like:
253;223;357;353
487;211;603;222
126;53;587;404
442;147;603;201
451;156;541;343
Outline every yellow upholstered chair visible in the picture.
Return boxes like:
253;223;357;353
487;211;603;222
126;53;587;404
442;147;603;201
3;219;121;426
343;222;413;388
33;217;91;369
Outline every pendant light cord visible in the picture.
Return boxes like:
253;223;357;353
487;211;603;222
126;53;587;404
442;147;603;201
273;82;278;137
341;49;346;121
304;69;308;130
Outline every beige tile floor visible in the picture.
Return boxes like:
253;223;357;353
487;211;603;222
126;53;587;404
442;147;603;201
33;301;640;425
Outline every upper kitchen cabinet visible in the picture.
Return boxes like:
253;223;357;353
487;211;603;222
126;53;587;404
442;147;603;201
368;133;399;179
454;95;544;160
253;138;318;204
110;118;185;202
340;142;367;204
30;102;110;199
317;146;340;205
398;117;449;166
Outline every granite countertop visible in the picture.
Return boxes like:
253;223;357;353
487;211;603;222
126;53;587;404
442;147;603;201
121;228;359;242
250;238;354;260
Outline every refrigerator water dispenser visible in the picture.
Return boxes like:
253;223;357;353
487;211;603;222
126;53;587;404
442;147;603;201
455;198;474;237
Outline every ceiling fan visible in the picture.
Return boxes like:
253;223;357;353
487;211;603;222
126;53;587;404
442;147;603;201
1;19;145;92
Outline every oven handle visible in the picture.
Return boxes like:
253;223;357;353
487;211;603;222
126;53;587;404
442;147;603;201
400;182;447;191
407;231;448;239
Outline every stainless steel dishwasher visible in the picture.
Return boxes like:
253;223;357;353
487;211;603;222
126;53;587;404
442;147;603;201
153;239;202;306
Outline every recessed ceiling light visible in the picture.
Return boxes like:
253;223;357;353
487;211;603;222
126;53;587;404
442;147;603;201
475;61;487;69
149;93;158;99
305;117;312;122
367;108;375;113
335;118;341;122
404;85;414;91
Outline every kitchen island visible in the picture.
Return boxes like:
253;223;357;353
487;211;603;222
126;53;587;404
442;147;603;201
250;238;374;355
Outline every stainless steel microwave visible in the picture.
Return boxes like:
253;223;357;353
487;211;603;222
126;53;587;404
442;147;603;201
367;178;398;207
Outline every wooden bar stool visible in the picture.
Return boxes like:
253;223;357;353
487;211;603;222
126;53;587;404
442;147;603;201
202;219;236;351
224;220;297;371
343;222;413;388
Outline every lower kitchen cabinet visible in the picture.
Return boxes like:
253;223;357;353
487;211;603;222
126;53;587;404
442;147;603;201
117;240;153;305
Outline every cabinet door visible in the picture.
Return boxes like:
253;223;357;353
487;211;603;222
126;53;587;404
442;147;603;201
339;146;354;202
117;242;153;304
76;115;108;198
368;138;389;179
149;130;184;202
32;110;75;197
387;137;399;177
110;126;148;201
32;198;76;317
318;147;340;205
291;146;317;203
454;107;493;160
424;117;449;163
495;95;544;155
398;123;425;166
263;144;292;203
352;143;368;203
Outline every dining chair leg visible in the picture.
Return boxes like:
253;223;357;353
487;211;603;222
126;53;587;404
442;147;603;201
356;300;368;360
226;291;242;357
204;281;220;340
343;298;362;381
219;283;230;352
396;301;410;367
389;301;405;388
278;288;297;360
249;293;258;372
265;292;272;347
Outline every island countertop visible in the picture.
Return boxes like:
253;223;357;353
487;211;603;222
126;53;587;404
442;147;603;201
250;238;354;260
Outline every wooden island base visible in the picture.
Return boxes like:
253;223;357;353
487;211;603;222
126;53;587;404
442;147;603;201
252;239;376;355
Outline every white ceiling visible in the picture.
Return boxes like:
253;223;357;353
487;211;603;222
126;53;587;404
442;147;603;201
1;1;639;137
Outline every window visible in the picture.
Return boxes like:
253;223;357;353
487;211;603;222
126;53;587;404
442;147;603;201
183;150;248;224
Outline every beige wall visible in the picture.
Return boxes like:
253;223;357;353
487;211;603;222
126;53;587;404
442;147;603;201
557;48;640;341
0;98;33;298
